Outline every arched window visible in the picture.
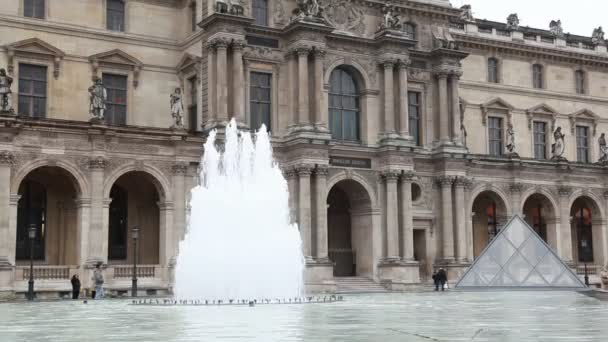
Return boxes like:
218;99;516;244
575;70;586;94
329;68;360;141
574;205;593;263
16;180;46;260
532;64;544;89
487;58;499;83
402;22;416;39
252;0;268;26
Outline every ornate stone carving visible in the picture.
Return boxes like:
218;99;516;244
432;26;458;50
382;170;400;181
454;176;470;187
170;88;185;129
296;165;314;176
274;0;287;25
0;151;15;165
291;0;325;23
401;171;415;182
551;127;567;161
460;5;473;22
215;0;244;16
598;133;608;165
592;27;605;45
88;77;107;122
378;1;401;31
505;125;518;156
506;13;519;31
435;176;454;187
509;183;525;194
557;185;572;197
0;68;14;114
550;20;564;37
88;157;108;170
314;165;329;177
322;0;365;35
172;163;188;175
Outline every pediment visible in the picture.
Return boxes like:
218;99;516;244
176;53;201;72
89;49;142;67
569;108;598;120
527;103;558;115
7;38;65;58
481;97;515;111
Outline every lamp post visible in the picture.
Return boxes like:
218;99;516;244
27;224;36;301
131;226;139;297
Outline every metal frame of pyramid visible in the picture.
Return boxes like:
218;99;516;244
455;215;586;289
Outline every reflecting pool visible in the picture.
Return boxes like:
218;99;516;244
1;291;607;342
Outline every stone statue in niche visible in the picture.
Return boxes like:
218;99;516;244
291;0;324;22
505;125;518;156
88;77;107;121
460;4;473;21
592;27;605;45
432;26;458;50
0;68;14;113
551;126;566;161
550;20;564;37
378;1;401;31
598;133;608;164
506;13;519;31
170;88;185;129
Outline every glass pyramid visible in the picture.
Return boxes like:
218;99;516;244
456;215;586;289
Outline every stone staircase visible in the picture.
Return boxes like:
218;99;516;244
334;277;388;294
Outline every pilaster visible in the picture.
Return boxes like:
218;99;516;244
312;48;328;132
297;47;311;129
297;164;314;261
382;170;400;261
313;166;329;262
171;163;188;263
232;40;246;125
558;185;573;263
215;39;229;123
87;157;108;266
397;60;410;139
450;71;462;145
400;171;415;261
382;60;396;136
454;176;468;262
436;72;450;143
0;151;14;267
436;176;455;262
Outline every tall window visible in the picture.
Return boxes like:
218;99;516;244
188;76;198;132
252;0;268;26
574;205;594;263
102;73;127;126
402;23;416;39
108;185;128;260
408;92;421;146
329;68;360;141
24;0;45;19
488;117;503;156
107;0;125;31
18;64;47;118
532;64;543;89
190;1;197;32
488;58;499;83
576;125;589;163
575;70;586;94
533;121;547;160
250;72;272;131
16;180;46;260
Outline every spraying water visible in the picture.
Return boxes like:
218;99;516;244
174;119;305;300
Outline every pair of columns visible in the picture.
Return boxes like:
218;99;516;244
207;38;246;124
380;171;415;262
436;71;463;145
381;59;410;138
288;47;327;130
286;165;329;262
436;176;469;263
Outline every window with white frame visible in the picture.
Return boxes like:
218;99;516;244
18;63;47;118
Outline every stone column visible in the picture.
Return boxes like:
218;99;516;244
172;164;187;261
284;168;298;224
602;192;608;265
384;171;400;260
206;41;216;123
75;198;91;266
216;39;229;122
454;177;467;262
312;48;327;131
158;202;174;267
0;151;14;267
7;194;20;265
438;176;455;262
297;165;313;260
510;183;524;216
87;157;107;265
296;47;311;127
314;166;329;262
232;41;245;124
450;72;462;144
401;172;415;261
464;180;474;261
437;73;450;143
558;186;573;263
398;60;410;137
382;61;395;135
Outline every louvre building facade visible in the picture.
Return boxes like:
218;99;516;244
0;0;607;297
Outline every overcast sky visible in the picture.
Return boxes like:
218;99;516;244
451;0;604;37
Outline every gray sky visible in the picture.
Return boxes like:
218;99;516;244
451;0;603;37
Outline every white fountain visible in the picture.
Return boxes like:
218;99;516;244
174;119;305;300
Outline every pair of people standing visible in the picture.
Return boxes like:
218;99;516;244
432;268;448;291
71;262;105;300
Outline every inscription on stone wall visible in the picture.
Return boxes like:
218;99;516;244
330;156;372;169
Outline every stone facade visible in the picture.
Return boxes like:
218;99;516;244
0;0;606;298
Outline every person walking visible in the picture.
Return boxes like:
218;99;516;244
432;271;439;291
93;262;104;300
71;274;81;299
437;268;448;291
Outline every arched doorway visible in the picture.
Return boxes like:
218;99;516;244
108;171;160;265
16;166;80;265
327;179;373;277
570;197;601;264
471;191;508;259
522;194;556;243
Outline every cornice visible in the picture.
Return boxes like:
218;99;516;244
453;32;608;68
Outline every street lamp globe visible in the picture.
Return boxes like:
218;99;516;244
132;226;139;240
28;224;36;239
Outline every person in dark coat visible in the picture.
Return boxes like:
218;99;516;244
436;268;448;291
71;275;81;299
432;271;439;291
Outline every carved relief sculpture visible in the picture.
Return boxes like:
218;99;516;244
432;26;458;50
170;88;185;129
506;13;519;31
291;0;324;23
88;77;107;122
322;0;365;35
551;126;566;161
215;0;244;16
592;27;605;45
378;1;401;31
598;133;608;164
0;68;13;114
550;20;564;37
460;5;473;22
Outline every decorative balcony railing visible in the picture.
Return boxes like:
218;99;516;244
112;265;156;278
575;264;601;276
22;266;71;280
